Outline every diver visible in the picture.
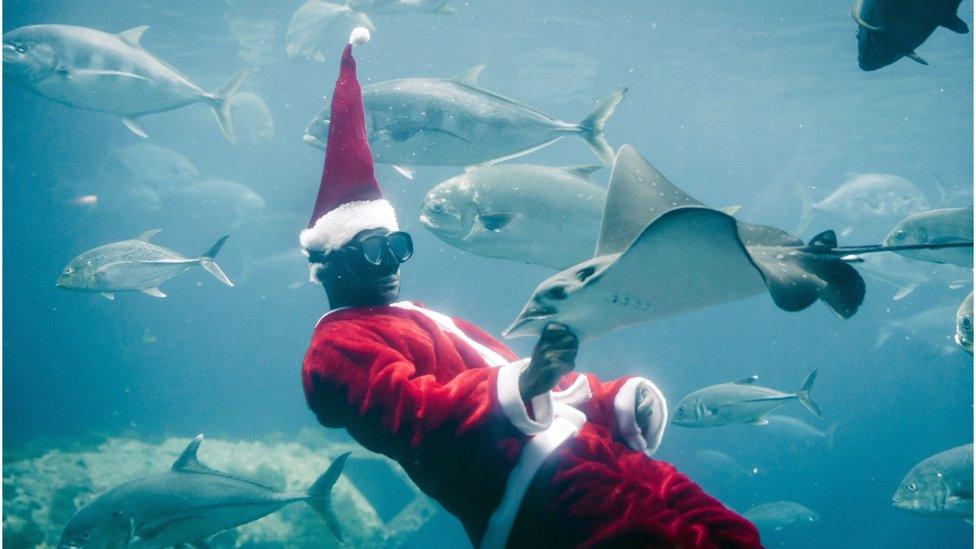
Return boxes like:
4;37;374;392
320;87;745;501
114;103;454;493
299;28;762;549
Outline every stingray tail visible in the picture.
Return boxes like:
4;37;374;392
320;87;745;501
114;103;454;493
197;236;234;287
207;68;252;144
796;370;823;419
576;88;627;166
307;452;351;543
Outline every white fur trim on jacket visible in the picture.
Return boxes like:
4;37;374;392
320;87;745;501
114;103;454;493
299;199;399;252
613;377;668;455
497;358;555;435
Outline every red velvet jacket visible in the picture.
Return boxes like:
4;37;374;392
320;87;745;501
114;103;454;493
302;303;762;548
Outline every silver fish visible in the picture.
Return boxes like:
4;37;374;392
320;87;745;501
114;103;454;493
2;24;249;142
883;206;974;268
874;304;960;354
56;229;233;300
57;435;348;548
799;174;930;236
161;178;267;221
743;501;819;532
852;0;968;71
855;253;970;301
111;143;199;189
304;65;626;166
671;371;822;428
229;92;275;145
420;164;605;269
893;444;973;518
956;292;973;355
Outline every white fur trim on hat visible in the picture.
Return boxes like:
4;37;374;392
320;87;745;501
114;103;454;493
349;27;371;45
300;199;399;252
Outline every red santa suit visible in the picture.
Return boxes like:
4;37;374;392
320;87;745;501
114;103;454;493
302;301;762;548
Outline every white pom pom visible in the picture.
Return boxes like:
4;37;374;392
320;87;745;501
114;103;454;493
349;27;371;45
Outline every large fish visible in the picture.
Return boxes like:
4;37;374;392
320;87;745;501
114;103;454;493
160;178;267;222
420;164;605;269
956;292;973;355
883;206;974;268
893;444;973;519
57;435;349;548
111;143;200;188
760;415;836;449
855;253;970;301
56;229;233;300
670;371;822;428
742;501;819;533
2;24;249;142
503;146;870;341
304;65;626;166
852;0;969;71
798;173;930;237
874;304;961;354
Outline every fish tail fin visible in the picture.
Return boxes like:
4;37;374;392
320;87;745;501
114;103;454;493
576;88;627;166
825;423;837;450
796;369;823;419
795;183;815;236
208;68;252;144
197;235;234;287
307;452;350;543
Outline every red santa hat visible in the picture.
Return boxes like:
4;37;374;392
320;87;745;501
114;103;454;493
300;27;398;253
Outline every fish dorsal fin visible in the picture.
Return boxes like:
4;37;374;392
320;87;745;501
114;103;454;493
134;228;161;242
171;434;279;490
454;65;486;87
734;375;759;385
595;145;705;256
560;164;603;180
172;434;211;473
118;25;149;47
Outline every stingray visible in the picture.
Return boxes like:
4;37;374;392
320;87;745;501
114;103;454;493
503;145;972;341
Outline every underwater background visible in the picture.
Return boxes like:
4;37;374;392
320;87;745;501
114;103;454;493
3;0;973;547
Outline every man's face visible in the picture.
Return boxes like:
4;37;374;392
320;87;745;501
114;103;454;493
317;229;407;306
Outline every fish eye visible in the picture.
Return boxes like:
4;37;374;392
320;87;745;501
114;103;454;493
432;203;443;214
676;406;685;417
894;230;907;241
545;286;567;300
63;267;74;275
963;316;971;330
907;482;917;492
15;44;27;53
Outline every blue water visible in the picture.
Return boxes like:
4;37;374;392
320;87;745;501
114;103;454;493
3;0;973;547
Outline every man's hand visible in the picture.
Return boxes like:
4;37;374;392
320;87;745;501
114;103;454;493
519;323;579;401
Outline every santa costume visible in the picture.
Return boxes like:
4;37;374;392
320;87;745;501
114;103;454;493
301;28;762;549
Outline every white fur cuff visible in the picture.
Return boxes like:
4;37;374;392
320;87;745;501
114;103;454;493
614;377;668;455
497;359;554;435
300;199;399;252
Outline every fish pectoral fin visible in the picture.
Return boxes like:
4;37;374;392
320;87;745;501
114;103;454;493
478;212;517;231
142;287;166;298
118;25;150;47
134;514;204;540
122;117;148;139
749;418;770;425
392;165;415;180
101;292;115;301
906;51;929;66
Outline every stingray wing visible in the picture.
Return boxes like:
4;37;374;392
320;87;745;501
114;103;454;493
581;207;767;333
595;145;706;257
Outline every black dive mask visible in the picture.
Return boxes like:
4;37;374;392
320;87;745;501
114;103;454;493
312;231;414;276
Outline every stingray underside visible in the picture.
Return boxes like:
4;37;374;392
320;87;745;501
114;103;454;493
583;206;768;328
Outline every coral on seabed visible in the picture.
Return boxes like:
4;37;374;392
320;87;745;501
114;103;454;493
3;429;436;548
